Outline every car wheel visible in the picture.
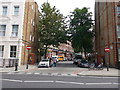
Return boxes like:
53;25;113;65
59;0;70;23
38;66;40;68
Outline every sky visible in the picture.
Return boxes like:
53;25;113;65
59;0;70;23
34;0;95;19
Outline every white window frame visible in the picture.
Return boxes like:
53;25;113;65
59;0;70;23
0;25;6;36
32;5;34;10
10;46;17;58
0;45;4;58
117;25;120;38
118;48;120;61
2;6;7;16
11;25;19;37
14;6;19;16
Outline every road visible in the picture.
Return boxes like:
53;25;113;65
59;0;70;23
2;74;119;88
1;61;119;89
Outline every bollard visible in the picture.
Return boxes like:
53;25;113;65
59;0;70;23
26;64;28;69
15;62;18;71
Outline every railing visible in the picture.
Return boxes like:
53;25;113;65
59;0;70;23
0;59;18;67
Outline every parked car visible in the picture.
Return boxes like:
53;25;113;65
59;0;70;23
67;57;73;61
78;59;89;68
73;58;81;65
38;59;50;68
64;57;68;61
73;55;82;65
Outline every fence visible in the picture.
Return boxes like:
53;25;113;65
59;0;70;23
0;59;18;67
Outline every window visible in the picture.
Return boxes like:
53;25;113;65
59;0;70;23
0;25;6;36
32;5;34;10
0;45;4;57
117;25;120;38
10;46;17;58
2;6;7;16
11;25;19;37
14;6;19;15
117;6;120;16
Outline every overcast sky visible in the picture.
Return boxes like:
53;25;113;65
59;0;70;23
34;0;95;19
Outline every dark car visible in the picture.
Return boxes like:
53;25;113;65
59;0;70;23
73;58;81;65
73;55;82;65
78;59;89;68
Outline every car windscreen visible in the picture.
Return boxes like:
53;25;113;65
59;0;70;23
75;55;82;59
81;60;88;63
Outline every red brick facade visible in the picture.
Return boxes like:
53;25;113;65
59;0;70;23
95;2;120;67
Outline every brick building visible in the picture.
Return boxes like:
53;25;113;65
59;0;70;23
21;0;39;65
95;1;120;67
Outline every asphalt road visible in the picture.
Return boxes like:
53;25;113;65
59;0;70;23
1;72;119;88
1;61;119;89
17;61;87;75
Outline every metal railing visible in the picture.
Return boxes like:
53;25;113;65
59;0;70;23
0;59;18;67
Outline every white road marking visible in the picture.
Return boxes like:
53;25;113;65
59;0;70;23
80;76;118;79
101;77;119;79
55;81;84;85
7;72;14;74
34;73;40;75
42;73;49;75
70;74;78;76
16;72;24;74
26;73;32;74
1;79;23;82
112;83;120;85
24;81;54;83
85;83;113;85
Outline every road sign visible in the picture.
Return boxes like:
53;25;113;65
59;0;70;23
27;46;31;50
105;48;110;52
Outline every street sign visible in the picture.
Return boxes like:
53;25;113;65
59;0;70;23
105;48;110;52
27;46;31;50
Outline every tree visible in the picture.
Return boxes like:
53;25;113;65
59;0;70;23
69;7;94;58
38;2;67;59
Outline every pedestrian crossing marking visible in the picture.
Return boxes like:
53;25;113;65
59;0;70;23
2;72;119;78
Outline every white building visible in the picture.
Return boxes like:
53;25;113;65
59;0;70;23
0;0;25;66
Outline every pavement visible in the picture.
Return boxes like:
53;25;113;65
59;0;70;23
77;68;119;77
0;65;38;73
0;65;119;77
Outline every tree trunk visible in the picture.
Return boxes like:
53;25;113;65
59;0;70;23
39;49;42;61
84;52;87;59
44;45;48;59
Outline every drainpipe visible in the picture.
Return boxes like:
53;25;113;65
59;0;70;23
23;0;29;65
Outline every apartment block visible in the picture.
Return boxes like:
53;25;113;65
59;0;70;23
95;1;120;67
0;0;39;67
21;0;39;65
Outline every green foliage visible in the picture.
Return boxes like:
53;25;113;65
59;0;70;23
69;7;94;55
38;2;67;47
38;2;68;58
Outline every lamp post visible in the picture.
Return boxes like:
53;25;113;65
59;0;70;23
26;46;31;69
105;48;110;71
19;39;31;69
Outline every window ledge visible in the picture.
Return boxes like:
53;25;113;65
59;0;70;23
12;15;19;16
10;36;18;38
0;36;5;37
9;58;17;59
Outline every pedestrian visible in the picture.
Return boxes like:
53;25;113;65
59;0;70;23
53;57;57;67
49;58;53;67
93;60;97;68
15;62;18;71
